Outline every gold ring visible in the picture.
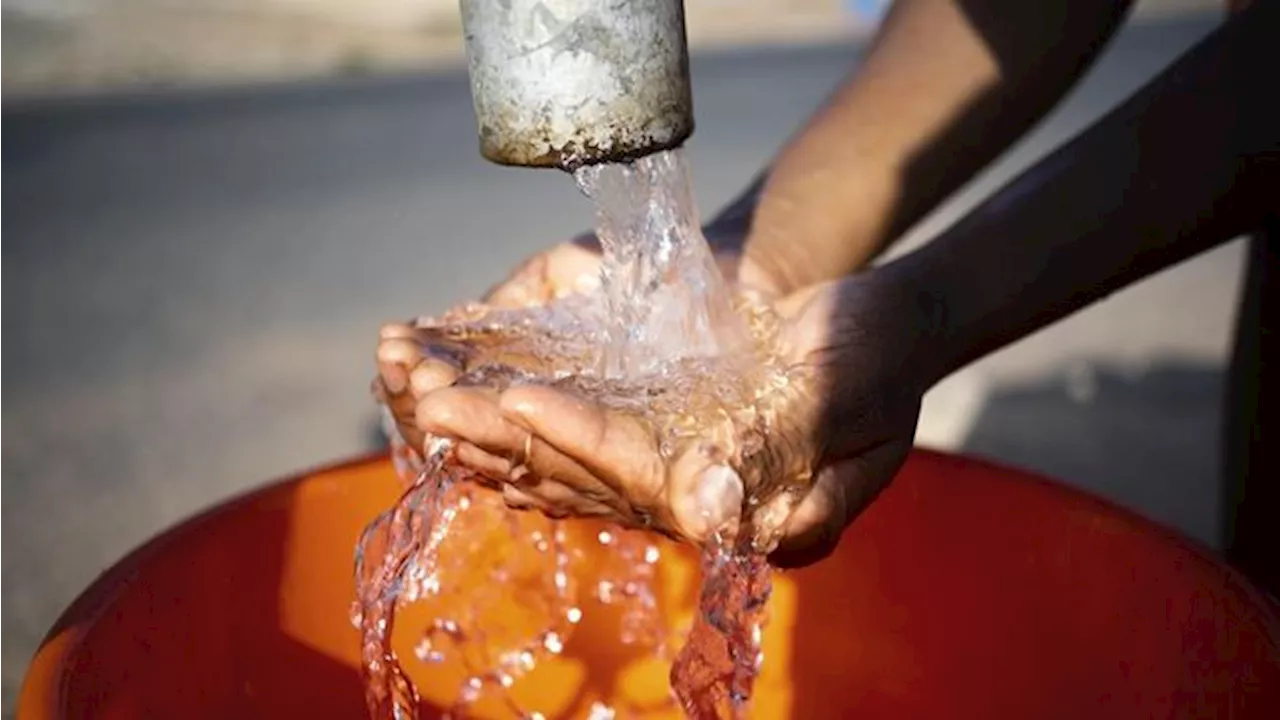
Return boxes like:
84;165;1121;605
509;432;534;482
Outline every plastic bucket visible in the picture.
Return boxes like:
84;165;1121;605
18;450;1280;718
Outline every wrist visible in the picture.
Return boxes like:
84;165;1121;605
702;211;794;298
863;260;955;392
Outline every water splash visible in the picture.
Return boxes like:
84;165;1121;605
671;533;772;719
354;430;593;718
574;149;749;378
352;438;459;718
356;149;810;719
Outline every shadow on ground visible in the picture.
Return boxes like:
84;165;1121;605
956;359;1224;550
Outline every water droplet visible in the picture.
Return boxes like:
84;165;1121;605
597;580;615;603
587;702;617;720
414;638;433;661
458;676;483;704
543;632;564;654
598;530;614;545
518;651;536;670
644;546;660;564
567;606;583;624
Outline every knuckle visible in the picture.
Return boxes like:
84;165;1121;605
629;454;668;511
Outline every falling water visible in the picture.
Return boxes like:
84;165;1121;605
354;149;805;719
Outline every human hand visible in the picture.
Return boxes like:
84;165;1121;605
374;224;774;456
390;271;939;567
478;224;774;308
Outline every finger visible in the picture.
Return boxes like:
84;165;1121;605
539;241;602;296
454;441;510;489
514;434;632;515
768;442;908;569
409;357;460;398
376;335;422;395
505;384;741;542
416;385;513;448
502;485;551;513
766;468;847;569
500;483;605;521
377;335;462;409
500;386;664;501
420;386;623;508
484;255;553;308
377;334;429;448
664;444;744;543
517;478;622;520
484;243;601;308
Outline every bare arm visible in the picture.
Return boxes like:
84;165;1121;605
707;0;1136;294
884;2;1279;386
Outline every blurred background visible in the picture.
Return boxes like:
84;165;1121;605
3;0;1238;713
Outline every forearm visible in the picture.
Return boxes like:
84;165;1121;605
712;0;1133;294
891;5;1278;386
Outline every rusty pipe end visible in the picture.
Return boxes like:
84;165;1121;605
461;0;695;170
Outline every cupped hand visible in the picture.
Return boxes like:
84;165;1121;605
382;270;939;568
374;235;601;453
374;229;771;456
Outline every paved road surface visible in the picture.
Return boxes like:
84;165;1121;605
2;10;1235;709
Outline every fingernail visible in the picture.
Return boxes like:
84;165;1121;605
409;361;458;398
379;363;408;394
377;338;419;364
695;464;745;533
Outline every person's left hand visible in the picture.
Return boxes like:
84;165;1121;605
387;273;939;567
372;235;602;455
373;224;774;463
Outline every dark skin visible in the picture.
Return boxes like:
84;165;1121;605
378;1;1278;566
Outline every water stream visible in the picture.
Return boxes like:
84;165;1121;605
354;149;801;719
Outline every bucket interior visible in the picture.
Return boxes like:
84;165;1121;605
19;451;1280;719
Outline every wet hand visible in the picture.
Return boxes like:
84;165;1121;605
480;235;605;308
373;236;601;453
389;273;937;567
374;231;768;455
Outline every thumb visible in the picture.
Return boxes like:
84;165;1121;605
667;444;745;544
766;441;907;569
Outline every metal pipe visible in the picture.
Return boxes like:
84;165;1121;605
459;0;695;170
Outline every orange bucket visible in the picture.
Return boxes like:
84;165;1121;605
18;449;1280;719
